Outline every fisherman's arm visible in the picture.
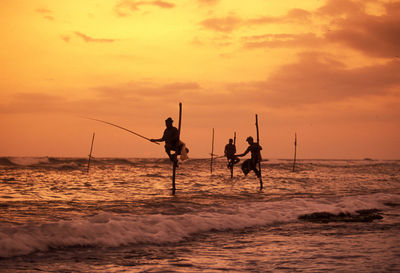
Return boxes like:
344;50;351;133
236;147;250;157
150;131;167;142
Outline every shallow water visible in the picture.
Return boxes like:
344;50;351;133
0;157;399;272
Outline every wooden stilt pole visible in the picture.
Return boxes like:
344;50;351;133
87;132;95;174
210;128;214;174
255;115;263;190
292;132;297;172
230;132;236;178
172;103;182;195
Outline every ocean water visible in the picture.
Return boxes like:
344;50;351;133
0;157;399;272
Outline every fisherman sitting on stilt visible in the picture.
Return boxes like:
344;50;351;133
224;138;240;169
151;117;188;166
236;136;262;178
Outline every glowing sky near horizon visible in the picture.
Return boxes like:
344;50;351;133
0;0;399;159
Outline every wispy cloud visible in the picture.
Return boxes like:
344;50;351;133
201;15;242;33
94;81;201;100
115;0;175;16
35;8;54;21
197;0;219;6
61;35;71;43
200;8;311;33
241;33;322;49
74;32;116;43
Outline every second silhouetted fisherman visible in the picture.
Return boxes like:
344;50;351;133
224;138;240;169
236;136;262;178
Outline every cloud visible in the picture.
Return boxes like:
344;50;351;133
61;35;71;43
317;0;363;16
241;33;323;49
36;8;51;13
246;9;311;25
90;54;400;111
74;32;116;43
115;0;175;16
162;82;201;91
225;52;400;107
0;93;69;114
35;8;54;21
204;0;400;59
324;2;400;58
93;81;201;101
197;0;219;5
2;55;398;118
200;9;311;33
200;15;242;33
0;80;199;114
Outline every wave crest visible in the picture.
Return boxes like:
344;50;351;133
1;193;399;258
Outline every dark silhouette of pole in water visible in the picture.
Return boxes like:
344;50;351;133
292;132;297;172
230;132;236;178
172;102;182;195
255;114;263;190
210;128;215;174
87;132;95;173
82;117;159;145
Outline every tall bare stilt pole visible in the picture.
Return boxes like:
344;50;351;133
87;132;95;173
255;114;263;190
172;103;182;195
210;128;215;174
230;132;236;178
292;132;297;172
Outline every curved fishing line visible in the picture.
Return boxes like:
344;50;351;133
82;117;160;145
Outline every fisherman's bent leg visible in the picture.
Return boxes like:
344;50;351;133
251;162;261;178
227;158;233;169
165;146;178;164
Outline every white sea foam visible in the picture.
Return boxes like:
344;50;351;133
7;157;50;166
0;193;398;258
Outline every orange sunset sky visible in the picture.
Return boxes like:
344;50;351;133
0;0;399;159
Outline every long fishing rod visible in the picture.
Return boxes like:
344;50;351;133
82;117;159;145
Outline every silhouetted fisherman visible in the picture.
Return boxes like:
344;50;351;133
236;136;262;178
224;138;240;169
151;117;184;165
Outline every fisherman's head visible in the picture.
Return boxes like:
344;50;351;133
229;138;233;144
246;136;254;144
165;117;173;127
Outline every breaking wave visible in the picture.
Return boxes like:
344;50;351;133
1;193;399;258
0;157;170;168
